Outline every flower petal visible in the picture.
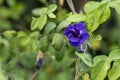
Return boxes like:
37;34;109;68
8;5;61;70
69;40;80;47
79;34;89;44
74;22;86;32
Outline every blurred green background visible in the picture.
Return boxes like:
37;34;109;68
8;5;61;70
0;0;120;80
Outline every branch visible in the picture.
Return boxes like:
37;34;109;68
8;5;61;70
67;0;76;14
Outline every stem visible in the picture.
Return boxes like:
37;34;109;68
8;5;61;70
67;0;76;14
29;71;38;80
74;58;80;80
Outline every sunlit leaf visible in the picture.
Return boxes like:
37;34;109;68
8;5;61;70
66;13;86;23
91;58;111;80
47;4;57;13
76;52;93;67
86;3;111;32
109;49;120;60
108;60;120;80
31;15;47;30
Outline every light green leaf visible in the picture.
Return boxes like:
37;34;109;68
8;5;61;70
66;13;86;22
45;22;56;34
52;33;63;50
16;31;27;38
32;7;47;16
86;3;111;32
93;55;108;65
84;1;100;13
7;0;16;6
56;20;70;32
31;15;47;30
110;1;120;15
108;60;120;80
109;49;120;60
47;4;57;13
76;52;93;67
91;58;111;80
48;13;56;18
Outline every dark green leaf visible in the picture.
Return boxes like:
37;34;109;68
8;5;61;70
39;35;49;52
45;22;56;34
52;33;64;50
56;20;70;32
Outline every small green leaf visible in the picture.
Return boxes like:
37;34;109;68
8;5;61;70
47;4;57;13
48;13;56;18
45;22;56;34
31;15;47;30
91;58;111;80
108;60;120;80
32;7;47;16
66;13;86;23
76;52;93;67
52;33;63;50
109;49;120;60
56;20;70;32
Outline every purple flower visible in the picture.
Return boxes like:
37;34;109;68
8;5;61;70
64;22;89;47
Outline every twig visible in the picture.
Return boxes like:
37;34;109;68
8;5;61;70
67;0;76;14
29;71;38;80
74;58;80;80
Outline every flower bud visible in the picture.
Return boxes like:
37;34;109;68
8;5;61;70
36;51;43;69
77;45;85;53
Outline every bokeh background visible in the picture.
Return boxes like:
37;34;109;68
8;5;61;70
0;0;120;80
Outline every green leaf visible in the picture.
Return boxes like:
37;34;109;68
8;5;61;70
16;31;27;38
56;20;70;32
52;33;64;50
48;13;56;18
93;55;108;65
91;58;111;80
31;15;47;30
84;1;100;13
32;7;47;16
108;60;120;80
86;3;111;32
45;22;56;34
39;35;49;52
110;1;120;15
66;13;86;22
47;4;57;13
76;52;93;67
109;49;120;60
7;0;16;6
